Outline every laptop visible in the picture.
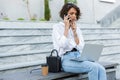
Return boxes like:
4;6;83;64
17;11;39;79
70;44;104;62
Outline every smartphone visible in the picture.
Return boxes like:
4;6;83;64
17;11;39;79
65;14;71;22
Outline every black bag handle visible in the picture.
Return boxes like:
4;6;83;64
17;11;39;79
50;49;59;57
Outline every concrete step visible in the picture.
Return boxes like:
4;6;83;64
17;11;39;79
0;22;119;75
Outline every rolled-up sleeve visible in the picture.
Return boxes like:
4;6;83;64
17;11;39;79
52;25;68;50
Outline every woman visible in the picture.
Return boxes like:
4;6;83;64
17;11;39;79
52;3;107;80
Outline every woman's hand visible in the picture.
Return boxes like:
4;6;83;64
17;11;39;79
71;21;79;45
71;21;77;33
64;15;71;37
64;15;71;30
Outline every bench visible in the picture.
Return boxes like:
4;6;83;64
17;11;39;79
0;22;119;80
28;61;118;80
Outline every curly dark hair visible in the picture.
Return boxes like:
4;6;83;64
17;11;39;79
60;3;81;20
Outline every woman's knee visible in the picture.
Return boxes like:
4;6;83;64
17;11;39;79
96;63;106;73
99;65;106;72
89;62;99;72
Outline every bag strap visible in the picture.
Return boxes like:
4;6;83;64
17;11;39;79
50;49;59;57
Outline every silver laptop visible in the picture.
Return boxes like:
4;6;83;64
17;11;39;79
70;44;104;62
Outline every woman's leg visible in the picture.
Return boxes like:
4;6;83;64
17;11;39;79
62;52;106;80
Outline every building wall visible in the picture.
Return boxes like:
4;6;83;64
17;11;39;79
0;0;43;20
0;0;120;23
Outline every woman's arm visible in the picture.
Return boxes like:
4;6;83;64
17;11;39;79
52;25;68;49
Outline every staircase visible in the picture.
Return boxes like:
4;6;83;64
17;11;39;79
99;5;120;27
0;21;120;79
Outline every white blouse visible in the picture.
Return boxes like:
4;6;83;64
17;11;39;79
52;22;84;56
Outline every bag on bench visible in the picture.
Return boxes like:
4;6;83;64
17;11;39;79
46;49;61;73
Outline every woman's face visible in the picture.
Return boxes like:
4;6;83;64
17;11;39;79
67;7;77;22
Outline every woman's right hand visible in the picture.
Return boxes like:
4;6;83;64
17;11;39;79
64;15;70;37
64;15;70;30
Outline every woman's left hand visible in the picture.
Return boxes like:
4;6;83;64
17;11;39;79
71;21;79;45
71;21;77;33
